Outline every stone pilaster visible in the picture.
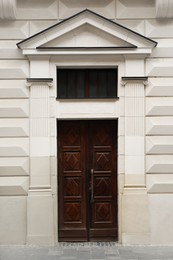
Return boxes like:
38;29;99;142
121;77;150;244
122;77;147;187
26;78;54;245
155;0;173;18
0;0;16;20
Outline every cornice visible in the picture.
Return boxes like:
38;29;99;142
0;0;16;20
121;77;148;86
26;78;53;88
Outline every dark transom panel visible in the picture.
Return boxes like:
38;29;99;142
57;69;118;99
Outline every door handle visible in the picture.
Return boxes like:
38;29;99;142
90;169;94;203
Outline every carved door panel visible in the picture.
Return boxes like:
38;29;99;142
58;120;117;241
88;121;118;241
58;121;87;241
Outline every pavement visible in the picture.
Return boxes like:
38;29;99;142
1;242;173;260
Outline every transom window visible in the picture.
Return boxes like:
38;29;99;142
57;68;118;99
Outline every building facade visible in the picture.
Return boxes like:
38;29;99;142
0;0;173;245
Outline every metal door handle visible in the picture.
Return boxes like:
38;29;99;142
91;169;94;203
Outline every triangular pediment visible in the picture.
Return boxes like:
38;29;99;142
39;23;135;49
17;9;157;53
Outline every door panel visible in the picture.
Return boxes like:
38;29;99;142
58;120;118;241
58;121;87;241
89;121;117;241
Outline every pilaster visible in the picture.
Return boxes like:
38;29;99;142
122;77;147;187
155;0;173;18
0;0;16;20
121;76;150;244
26;78;54;245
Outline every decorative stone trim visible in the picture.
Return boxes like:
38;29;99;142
26;78;53;88
155;0;173;18
121;77;148;86
0;0;16;20
27;78;53;82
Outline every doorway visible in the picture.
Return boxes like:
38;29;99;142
58;120;118;241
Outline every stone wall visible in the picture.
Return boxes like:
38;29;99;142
0;0;173;245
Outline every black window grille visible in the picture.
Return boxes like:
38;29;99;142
57;68;118;99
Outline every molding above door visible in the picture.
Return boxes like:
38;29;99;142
17;9;157;56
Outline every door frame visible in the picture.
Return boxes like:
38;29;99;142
57;119;118;242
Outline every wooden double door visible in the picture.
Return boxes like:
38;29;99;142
58;120;118;241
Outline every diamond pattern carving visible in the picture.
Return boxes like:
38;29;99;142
95;152;111;171
64;152;80;171
95;203;112;222
95;177;111;197
64;177;81;197
94;128;111;146
63;127;80;146
64;203;81;222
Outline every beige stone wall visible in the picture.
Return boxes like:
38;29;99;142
0;0;173;245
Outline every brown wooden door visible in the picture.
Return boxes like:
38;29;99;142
58;120;118;242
